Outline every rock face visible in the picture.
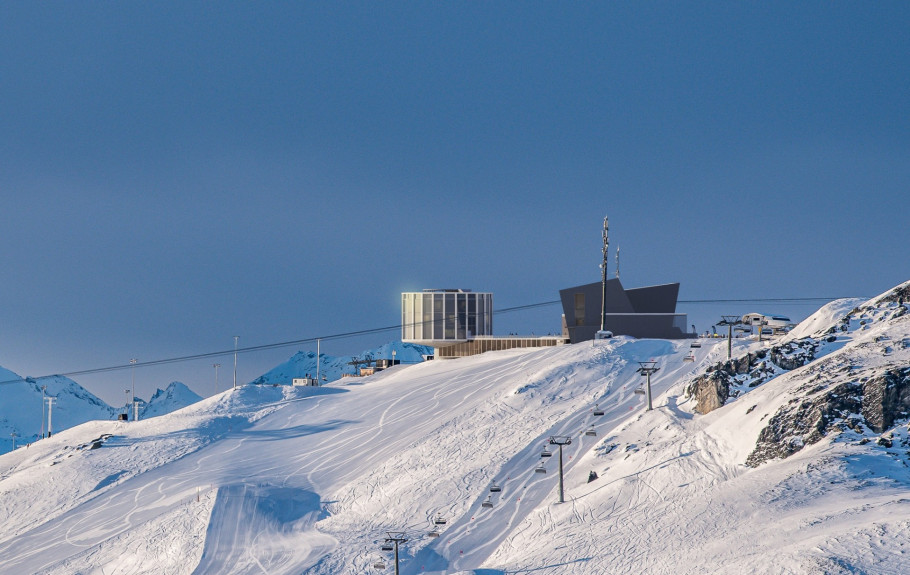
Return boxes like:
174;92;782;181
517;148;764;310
685;339;820;415
746;367;910;467
861;369;910;433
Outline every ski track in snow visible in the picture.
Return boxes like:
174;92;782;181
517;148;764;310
3;290;910;574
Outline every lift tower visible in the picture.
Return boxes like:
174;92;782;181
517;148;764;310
600;215;609;333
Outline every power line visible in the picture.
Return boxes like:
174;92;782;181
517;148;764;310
0;295;858;387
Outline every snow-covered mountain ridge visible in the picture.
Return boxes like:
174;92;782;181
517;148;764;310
1;283;909;573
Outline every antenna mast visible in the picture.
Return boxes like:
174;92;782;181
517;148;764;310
615;244;620;279
600;215;609;332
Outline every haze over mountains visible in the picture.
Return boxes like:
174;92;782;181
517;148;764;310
1;282;909;573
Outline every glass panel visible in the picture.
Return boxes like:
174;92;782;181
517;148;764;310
574;293;585;326
445;293;456;339
422;294;432;340
457;293;467;339
433;294;444;339
467;294;476;337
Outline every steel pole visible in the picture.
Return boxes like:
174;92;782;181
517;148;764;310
558;443;565;503
728;324;733;360
394;540;400;575
646;372;653;411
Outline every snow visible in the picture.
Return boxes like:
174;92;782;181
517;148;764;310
1;290;909;573
141;381;203;419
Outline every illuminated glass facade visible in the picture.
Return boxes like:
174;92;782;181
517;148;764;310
401;289;493;346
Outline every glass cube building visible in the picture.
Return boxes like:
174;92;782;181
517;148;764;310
401;289;493;347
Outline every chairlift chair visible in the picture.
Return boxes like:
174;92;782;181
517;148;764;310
434;514;447;526
585;427;597;437
481;495;494;508
593;404;605;416
380;543;394;552
490;483;502;493
684;352;695;362
540;447;552;458
535;462;547;474
690;341;701;348
428;528;440;538
633;387;646;395
374;560;386;569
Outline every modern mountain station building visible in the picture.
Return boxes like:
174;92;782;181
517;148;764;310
559;278;689;342
402;281;689;358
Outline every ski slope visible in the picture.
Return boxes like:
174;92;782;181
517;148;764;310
1;289;909;574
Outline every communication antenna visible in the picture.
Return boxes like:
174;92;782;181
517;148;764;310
615;245;620;279
600;215;609;332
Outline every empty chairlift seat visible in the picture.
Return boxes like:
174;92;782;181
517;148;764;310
381;544;394;552
540;447;552;458
535;462;547;474
374;560;386;569
634;387;646;395
593;404;605;416
585;426;597;437
490;483;502;493
434;514;447;525
482;495;494;508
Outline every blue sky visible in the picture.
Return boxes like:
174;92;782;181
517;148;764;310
1;2;908;404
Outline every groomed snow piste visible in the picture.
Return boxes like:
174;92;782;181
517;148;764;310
1;285;909;574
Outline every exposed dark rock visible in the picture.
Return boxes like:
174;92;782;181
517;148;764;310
876;283;910;306
861;369;910;433
686;371;733;414
746;381;863;467
769;339;819;371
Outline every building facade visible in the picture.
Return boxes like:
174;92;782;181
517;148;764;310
401;289;493;348
559;279;690;341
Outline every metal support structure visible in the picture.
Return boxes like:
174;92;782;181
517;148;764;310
233;336;239;388
549;435;573;503
129;358;137;421
213;363;221;395
45;396;55;437
10;432;17;450
316;339;320;384
383;532;409;575
600;215;609;332
636;361;660;411
718;316;742;360
40;384;47;439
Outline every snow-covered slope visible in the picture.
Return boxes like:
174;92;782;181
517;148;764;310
251;341;433;385
0;367;116;455
140;381;203;419
1;283;909;574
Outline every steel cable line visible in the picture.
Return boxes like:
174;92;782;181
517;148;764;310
0;296;857;386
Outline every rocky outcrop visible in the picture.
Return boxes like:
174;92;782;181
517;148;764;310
685;339;820;415
861;369;910;433
746;367;910;466
687;370;733;414
746;380;863;466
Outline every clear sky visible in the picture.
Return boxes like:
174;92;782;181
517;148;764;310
2;2;908;405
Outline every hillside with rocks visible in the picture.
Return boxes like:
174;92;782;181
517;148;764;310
0;283;908;573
